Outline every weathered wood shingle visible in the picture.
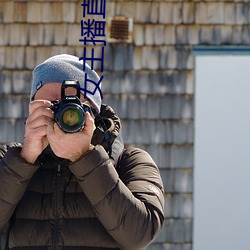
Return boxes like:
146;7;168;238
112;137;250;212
14;2;27;23
27;2;42;23
12;71;32;94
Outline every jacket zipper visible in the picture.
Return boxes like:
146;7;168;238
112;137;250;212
52;160;62;250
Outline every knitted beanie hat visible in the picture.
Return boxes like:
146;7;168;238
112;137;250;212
30;54;102;113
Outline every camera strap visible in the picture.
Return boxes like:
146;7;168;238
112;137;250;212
94;112;113;159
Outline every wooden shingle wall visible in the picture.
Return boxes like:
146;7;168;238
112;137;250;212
0;1;250;249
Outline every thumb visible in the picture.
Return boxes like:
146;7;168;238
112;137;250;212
83;112;95;136
46;122;55;137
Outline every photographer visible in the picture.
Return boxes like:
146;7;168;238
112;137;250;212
0;54;164;250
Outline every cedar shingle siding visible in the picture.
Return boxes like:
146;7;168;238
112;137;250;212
0;1;249;249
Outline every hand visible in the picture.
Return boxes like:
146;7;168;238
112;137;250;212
21;100;54;164
46;112;95;162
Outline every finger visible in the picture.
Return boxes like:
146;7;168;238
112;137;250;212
26;115;54;130
25;125;48;139
28;106;54;124
29;100;52;114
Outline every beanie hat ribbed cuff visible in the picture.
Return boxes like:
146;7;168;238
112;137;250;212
30;54;102;113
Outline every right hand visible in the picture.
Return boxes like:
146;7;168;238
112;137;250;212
20;100;54;164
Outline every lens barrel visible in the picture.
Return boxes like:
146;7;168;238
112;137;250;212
55;103;85;133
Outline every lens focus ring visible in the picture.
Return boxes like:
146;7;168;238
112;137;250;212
55;103;85;133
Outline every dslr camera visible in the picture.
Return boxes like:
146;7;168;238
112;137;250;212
50;80;92;133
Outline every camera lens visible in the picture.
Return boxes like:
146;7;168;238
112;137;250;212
55;104;85;133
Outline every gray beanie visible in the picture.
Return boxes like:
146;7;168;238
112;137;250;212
31;54;102;113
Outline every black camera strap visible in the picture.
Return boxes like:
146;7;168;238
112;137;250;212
93;110;113;160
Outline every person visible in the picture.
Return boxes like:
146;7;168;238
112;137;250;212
0;54;164;250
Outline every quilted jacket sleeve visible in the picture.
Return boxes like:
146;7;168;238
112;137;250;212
69;145;164;250
0;143;39;235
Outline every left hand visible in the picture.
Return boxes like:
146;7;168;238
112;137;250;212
46;112;95;162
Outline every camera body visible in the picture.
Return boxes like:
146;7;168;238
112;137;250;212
50;80;92;133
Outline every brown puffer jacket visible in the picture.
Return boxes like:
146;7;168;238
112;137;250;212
0;105;164;250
